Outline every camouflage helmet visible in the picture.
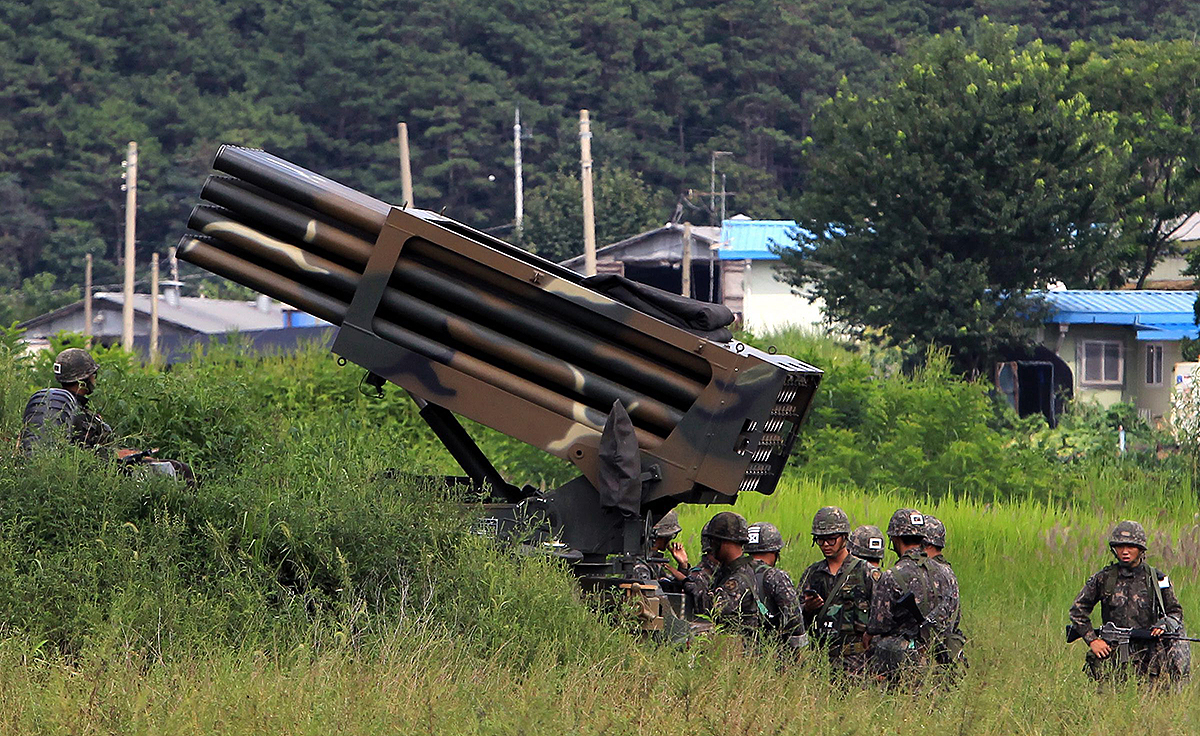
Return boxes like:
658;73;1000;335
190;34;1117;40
651;509;681;539
886;508;926;538
53;348;99;384
811;506;851;536
703;511;750;544
923;515;946;549
745;522;783;553
849;525;885;561
1108;520;1148;550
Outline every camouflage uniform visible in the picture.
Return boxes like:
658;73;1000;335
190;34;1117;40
867;509;936;677
801;555;879;672
754;561;805;646
926;555;966;668
20;389;112;454
710;554;769;635
923;516;967;668
632;509;683;589
1069;522;1187;683
683;554;718;617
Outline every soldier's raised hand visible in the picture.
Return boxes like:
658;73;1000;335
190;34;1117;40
669;541;689;568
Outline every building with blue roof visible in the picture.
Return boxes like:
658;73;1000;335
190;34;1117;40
1038;289;1199;422
562;216;825;334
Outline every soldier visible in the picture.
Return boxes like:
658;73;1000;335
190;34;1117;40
701;511;768;636
633;509;689;590
1068;521;1189;684
683;517;720;617
20;347;196;487
850;525;885;569
922;515;967;669
866;508;936;679
746;522;805;648
20;348;112;454
798;507;878;673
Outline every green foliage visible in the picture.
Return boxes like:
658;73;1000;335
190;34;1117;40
1069;39;1200;288
520;167;665;260
780;21;1128;371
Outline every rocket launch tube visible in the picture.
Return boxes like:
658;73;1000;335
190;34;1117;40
176;236;664;448
188;206;683;434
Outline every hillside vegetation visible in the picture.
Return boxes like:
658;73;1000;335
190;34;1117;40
1;329;1199;733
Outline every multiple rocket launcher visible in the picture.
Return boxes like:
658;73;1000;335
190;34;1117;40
177;146;821;567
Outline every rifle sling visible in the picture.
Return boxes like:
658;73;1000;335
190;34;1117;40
816;556;861;626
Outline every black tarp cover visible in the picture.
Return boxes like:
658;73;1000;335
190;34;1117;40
583;274;735;342
596;400;642;517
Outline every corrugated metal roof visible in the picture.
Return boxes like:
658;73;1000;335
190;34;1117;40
19;292;289;335
717;219;808;261
1040;291;1199;341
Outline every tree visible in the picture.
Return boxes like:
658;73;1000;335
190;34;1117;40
521;167;665;261
1071;39;1200;288
779;22;1127;371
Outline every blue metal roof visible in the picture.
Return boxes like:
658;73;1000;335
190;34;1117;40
717;219;810;261
1039;290;1200;341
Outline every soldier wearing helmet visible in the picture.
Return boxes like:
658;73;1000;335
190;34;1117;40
866;508;937;679
797;506;878;673
849;525;885;569
20;347;197;488
693;511;770;636
746;522;805;649
1068;520;1188;683
20;348;112;454
632;509;690;591
922;515;967;670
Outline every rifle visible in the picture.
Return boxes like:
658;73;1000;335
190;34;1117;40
1065;621;1200;645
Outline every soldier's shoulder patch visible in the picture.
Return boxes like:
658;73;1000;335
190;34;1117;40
1159;575;1171;589
869;568;882;582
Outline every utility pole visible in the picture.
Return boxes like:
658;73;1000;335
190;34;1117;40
150;252;160;364
580;109;597;276
83;253;93;346
514;107;524;238
681;222;692;298
720;172;728;224
122;141;137;351
710;151;732;224
398;122;414;208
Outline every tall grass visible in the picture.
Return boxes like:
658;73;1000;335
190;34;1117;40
3;330;1200;733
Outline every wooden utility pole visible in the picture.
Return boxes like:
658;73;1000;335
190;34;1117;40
579;110;597;276
150;252;160;363
122;141;137;351
514;107;524;237
83;253;93;345
398;122;414;207
681;223;692;298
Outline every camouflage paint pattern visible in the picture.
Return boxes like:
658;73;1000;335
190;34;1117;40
1070;560;1187;682
177;146;822;568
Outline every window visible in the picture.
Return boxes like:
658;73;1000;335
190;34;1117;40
1081;340;1123;385
1145;343;1164;386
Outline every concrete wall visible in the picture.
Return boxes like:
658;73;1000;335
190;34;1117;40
1048;324;1180;423
740;261;825;335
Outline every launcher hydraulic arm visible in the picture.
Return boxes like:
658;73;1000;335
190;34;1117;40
177;146;822;578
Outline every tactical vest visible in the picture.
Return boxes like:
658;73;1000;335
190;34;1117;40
814;557;871;643
19;388;80;455
890;555;935;642
1099;563;1168;622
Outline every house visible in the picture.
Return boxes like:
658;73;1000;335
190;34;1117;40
17;282;324;353
560;217;825;335
717;217;823;334
1036;290;1199;423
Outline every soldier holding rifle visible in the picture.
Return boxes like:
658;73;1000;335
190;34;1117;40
1068;521;1190;684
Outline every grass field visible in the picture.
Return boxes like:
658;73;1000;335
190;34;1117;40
4;333;1200;734
2;472;1198;735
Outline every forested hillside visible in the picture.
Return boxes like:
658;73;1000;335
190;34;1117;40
1;0;1197;321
